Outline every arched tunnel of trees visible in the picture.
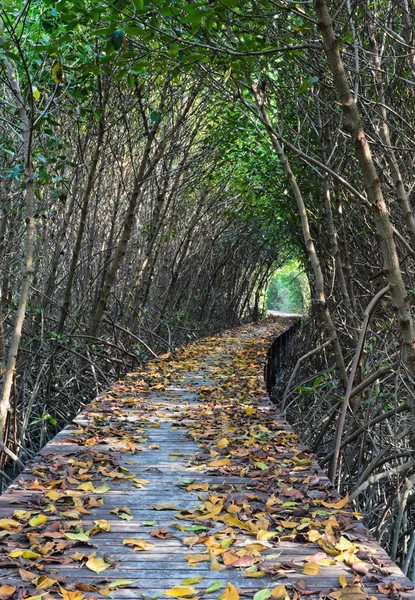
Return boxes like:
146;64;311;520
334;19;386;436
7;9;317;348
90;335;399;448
3;0;415;578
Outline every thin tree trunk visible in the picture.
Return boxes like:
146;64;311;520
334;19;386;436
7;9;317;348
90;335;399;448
0;51;35;445
57;89;107;335
315;0;415;435
367;21;415;250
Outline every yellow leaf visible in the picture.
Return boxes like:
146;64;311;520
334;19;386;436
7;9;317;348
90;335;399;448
13;510;32;520
0;518;21;530
335;536;353;551
151;504;179;510
123;539;155;551
329;585;366;600
280;520;297;529
321;494;349;509
93;483;110;494
52;63;64;83
187;483;209;492
217;438;229;449
244;407;256;416
209;550;224;571
45;491;61;501
29;514;47;527
223;514;251;531
9;549;41;559
94;519;111;532
271;585;289;600
257;530;278;542
339;576;347;588
303;561;319;575
307;529;321;542
59;589;85;600
220;583;239;600
165;586;197;598
77;482;94;491
186;553;210;566
33;87;41;101
85;556;111;574
0;585;16;596
35;576;57;589
208;458;230;467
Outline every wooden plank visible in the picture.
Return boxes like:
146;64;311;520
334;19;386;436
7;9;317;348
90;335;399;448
0;318;413;600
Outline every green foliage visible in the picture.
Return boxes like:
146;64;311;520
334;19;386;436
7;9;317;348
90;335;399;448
266;260;310;314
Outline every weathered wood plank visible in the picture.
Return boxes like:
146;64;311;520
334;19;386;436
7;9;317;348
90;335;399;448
0;318;413;600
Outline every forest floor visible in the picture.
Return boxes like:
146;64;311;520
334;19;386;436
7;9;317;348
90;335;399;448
0;318;413;600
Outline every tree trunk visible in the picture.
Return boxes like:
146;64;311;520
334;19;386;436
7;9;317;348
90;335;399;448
314;0;415;432
0;53;35;445
57;93;107;335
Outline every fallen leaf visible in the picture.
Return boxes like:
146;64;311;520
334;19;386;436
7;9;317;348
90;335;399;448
60;589;85;600
29;514;47;527
303;561;319;575
123;539;155;551
85;556;111;574
182;577;203;585
165;586;197;598
205;582;221;594
253;590;271;600
208;458;230;467
220;583;239;600
321;495;349;509
64;531;90;542
0;586;16;597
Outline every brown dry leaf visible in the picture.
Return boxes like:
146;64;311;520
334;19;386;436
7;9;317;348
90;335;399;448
151;527;173;539
19;569;37;582
321;495;349;510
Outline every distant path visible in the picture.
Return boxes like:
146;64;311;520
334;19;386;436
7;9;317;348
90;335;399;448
0;318;413;600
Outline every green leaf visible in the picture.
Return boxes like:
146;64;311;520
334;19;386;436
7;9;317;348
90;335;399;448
182;577;203;585
296;80;309;95
150;111;160;123
253;590;271;600
168;44;179;58
64;532;90;541
205;582;221;594
134;0;144;9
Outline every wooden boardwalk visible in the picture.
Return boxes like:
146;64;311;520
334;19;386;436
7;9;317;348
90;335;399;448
0;319;413;600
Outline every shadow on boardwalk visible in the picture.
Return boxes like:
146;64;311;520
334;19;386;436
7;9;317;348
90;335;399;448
0;318;413;600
